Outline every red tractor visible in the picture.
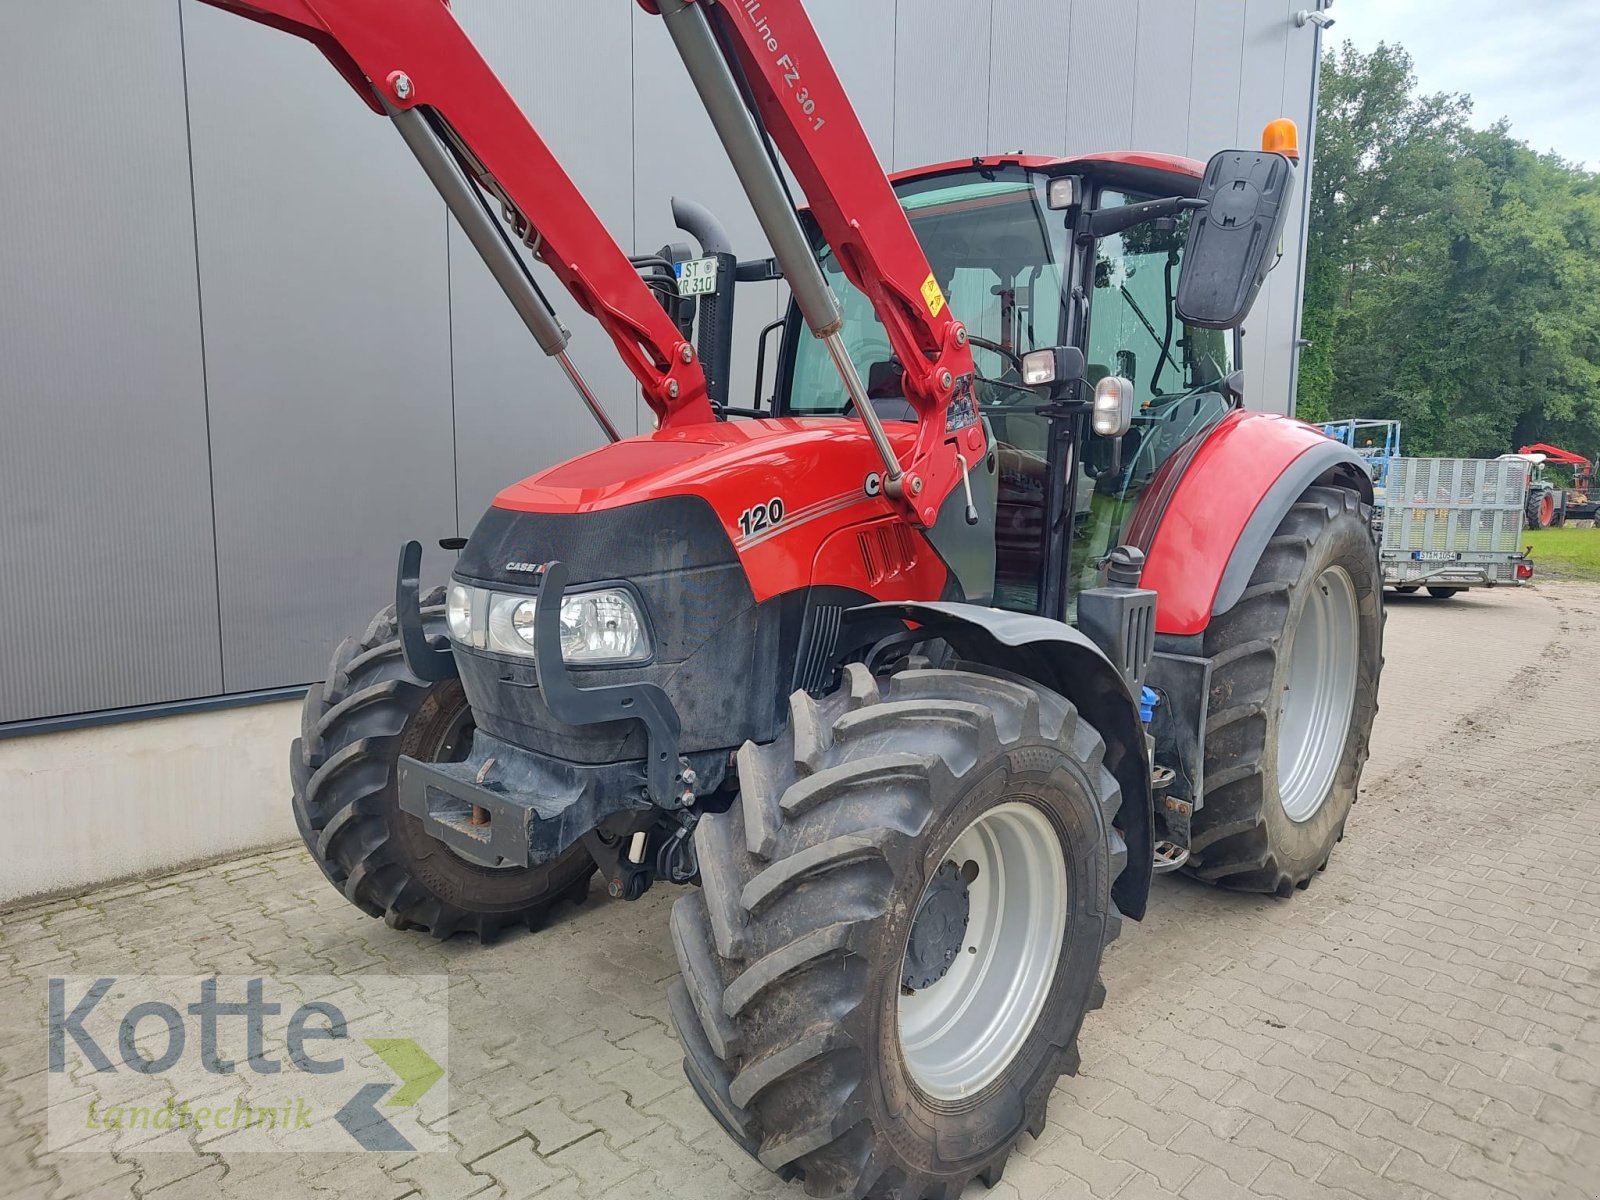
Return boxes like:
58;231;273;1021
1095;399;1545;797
1520;442;1598;524
202;1;1383;1195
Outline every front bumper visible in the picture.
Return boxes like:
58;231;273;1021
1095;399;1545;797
394;552;708;869
397;730;651;869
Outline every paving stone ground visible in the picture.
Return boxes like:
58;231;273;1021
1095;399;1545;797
3;582;1598;1200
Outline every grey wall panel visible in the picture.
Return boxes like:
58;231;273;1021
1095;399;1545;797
0;0;222;722
1217;6;1315;417
1184;0;1247;160
809;0;898;164
1231;0;1290;408
1130;0;1197;153
448;1;642;526
1183;0;1249;406
1063;0;1139;155
989;0;1072;155
892;1;992;170
1277;23;1325;411
182;1;457;691
1236;2;1291;142
1255;18;1322;415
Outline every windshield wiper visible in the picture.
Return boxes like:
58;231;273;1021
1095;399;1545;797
1117;285;1181;386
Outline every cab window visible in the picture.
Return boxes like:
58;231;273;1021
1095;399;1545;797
1071;188;1237;600
784;170;1068;418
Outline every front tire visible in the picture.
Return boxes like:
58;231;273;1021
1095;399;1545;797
290;592;595;939
1427;587;1461;599
1187;486;1383;895
1528;490;1555;529
669;664;1126;1199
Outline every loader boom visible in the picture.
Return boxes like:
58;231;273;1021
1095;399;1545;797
203;0;982;528
1520;443;1594;471
645;0;983;526
197;0;714;428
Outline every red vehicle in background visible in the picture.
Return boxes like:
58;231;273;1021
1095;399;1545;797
1520;442;1598;524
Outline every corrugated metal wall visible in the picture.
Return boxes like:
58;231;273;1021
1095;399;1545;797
0;0;1322;724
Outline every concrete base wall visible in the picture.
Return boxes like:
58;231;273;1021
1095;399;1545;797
0;702;299;905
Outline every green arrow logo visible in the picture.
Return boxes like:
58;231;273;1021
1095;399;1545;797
364;1038;443;1107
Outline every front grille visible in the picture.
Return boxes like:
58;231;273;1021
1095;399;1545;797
795;604;843;695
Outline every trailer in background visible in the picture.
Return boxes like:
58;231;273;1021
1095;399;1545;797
1381;457;1535;598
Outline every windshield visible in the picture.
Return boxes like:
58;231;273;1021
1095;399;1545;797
786;167;1068;416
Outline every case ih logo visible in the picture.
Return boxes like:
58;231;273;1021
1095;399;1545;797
46;975;448;1153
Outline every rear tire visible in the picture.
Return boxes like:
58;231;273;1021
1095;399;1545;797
291;592;595;940
669;664;1126;1199
1393;585;1419;595
1528;490;1555;529
1187;486;1383;895
1427;587;1461;599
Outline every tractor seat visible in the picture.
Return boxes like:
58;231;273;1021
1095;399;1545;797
843;358;917;422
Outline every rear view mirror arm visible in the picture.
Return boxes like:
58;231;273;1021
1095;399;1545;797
1082;196;1206;241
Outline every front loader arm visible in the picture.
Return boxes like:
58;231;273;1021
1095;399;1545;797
199;0;713;428
645;0;983;528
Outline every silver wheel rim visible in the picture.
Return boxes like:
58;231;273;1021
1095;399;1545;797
1277;565;1359;823
897;802;1067;1099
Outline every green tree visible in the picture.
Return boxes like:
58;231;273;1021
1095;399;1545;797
1299;43;1600;461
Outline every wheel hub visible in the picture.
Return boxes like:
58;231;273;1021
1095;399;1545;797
902;862;971;990
897;802;1068;1100
1277;565;1360;823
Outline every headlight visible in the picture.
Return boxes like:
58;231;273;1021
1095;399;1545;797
446;581;474;643
445;579;651;665
511;599;538;645
487;592;537;656
559;589;649;663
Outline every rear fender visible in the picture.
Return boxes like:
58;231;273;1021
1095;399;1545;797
845;602;1154;920
1134;411;1372;637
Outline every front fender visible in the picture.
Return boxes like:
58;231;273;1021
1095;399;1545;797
847;601;1154;920
1130;411;1372;637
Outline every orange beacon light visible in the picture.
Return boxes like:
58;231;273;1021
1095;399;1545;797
1262;117;1301;162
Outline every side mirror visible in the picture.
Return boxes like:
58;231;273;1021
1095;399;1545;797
1176;150;1296;329
1092;376;1136;438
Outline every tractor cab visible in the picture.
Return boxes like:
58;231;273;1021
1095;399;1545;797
772;154;1258;618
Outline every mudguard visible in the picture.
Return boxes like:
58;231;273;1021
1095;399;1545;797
845;601;1155;920
1130;411;1373;637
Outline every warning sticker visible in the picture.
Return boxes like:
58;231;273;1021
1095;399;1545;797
921;274;946;317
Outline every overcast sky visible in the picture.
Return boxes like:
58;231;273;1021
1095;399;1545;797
1328;0;1600;169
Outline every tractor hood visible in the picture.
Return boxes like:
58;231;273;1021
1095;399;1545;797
495;417;910;517
490;418;928;604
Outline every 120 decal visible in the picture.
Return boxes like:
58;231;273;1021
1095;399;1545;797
738;497;785;537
